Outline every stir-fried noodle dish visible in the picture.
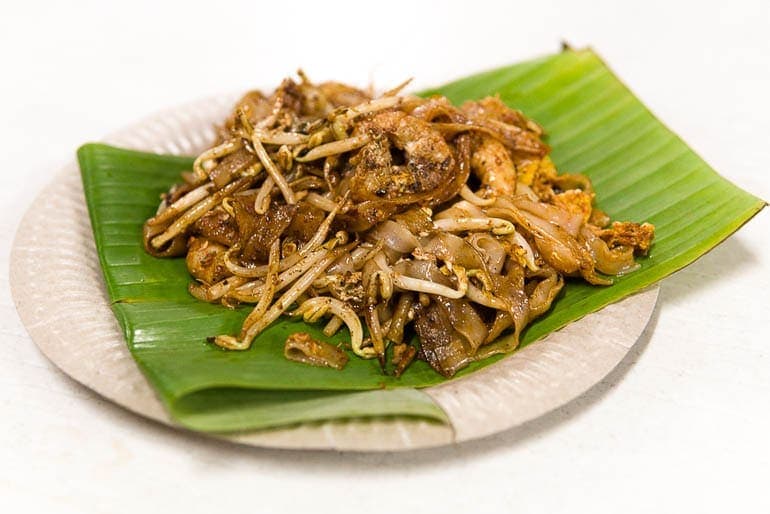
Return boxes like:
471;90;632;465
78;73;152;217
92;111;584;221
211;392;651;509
143;73;654;378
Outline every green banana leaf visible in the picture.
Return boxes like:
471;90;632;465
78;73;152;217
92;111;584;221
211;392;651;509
78;48;765;433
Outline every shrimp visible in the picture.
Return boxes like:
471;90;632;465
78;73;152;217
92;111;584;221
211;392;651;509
470;135;517;196
342;111;458;230
350;111;455;201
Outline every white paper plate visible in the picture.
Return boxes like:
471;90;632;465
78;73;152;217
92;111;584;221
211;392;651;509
10;96;659;451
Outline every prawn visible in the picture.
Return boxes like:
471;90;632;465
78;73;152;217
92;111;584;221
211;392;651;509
470;135;517;196
350;111;455;202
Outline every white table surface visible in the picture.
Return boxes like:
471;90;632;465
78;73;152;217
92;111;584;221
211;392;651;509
2;1;768;512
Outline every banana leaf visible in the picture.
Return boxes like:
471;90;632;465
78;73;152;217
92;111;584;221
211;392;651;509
78;48;765;433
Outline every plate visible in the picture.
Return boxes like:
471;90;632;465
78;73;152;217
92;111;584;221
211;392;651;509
10;96;658;451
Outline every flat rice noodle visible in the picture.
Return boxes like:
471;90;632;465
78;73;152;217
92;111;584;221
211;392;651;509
326;253;354;275
490;201;609;285
191;208;239;246
381;246;403;264
524;215;581;274
420;232;487;271
368;219;419;253
392;259;452;286
483;264;529;350
461;98;548;156
492;265;529;323
433;200;485;221
392;207;434;235
483;264;564;355
484;310;514;347
348;139;454;205
414;301;474;377
467;233;507;274
580;226;639;276
233;195;297;263
514;182;540;201
511;196;583;237
527;272;564;318
433;296;488;352
209;147;257;189
284;202;326;244
338;199;400;232
342;187;458;232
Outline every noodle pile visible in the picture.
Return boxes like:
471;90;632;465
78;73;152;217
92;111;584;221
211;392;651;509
143;73;654;377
